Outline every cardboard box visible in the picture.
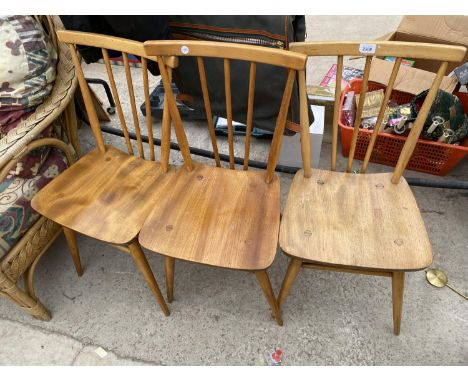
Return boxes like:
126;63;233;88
368;16;468;95
279;104;324;168
369;58;459;95
378;16;468;74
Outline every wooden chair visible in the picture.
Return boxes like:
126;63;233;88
278;41;466;334
139;40;308;325
31;31;177;316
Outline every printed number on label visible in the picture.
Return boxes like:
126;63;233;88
181;45;189;55
359;43;376;55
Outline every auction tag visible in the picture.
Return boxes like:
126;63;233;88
181;45;190;55
359;43;377;55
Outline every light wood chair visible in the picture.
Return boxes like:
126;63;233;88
31;31;178;316
139;40;308;325
278;41;466;334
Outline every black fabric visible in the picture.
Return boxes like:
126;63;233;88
60;15;312;133
167;16;312;133
59;16;170;75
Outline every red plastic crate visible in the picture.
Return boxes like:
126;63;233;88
338;80;468;176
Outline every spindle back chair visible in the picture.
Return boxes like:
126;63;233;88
139;40;308;325
278;41;466;334
32;31;180;316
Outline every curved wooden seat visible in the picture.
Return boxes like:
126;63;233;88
280;169;432;272
139;161;280;271
137;39;307;326
32;146;171;245
28;31;188;318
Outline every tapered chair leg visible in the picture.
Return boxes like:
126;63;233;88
63;227;83;276
255;270;283;326
164;257;175;303
392;271;405;335
128;241;170;316
277;257;302;307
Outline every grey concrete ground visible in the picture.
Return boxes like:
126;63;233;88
1;16;467;366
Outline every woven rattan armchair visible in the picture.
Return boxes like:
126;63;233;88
0;16;79;320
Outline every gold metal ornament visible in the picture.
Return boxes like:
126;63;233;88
426;268;468;300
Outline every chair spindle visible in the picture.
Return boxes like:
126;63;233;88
101;48;134;155
157;56;194;171
331;55;344;171
243;62;257;171
141;57;155;161
197;57;221;167
346;55;372;172
224;58;235;169
391;61;448;183
298;69;311;178
265;69;296;183
361;57;402;173
123;52;145;159
69;44;106;152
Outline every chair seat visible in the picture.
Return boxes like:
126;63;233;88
32;146;171;245
279;169;432;271
139;162;280;271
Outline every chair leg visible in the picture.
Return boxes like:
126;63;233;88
277;257;302;308
127;241;170;317
255;270;283;326
392;271;405;335
164;257;175;303
0;271;50;320
63;227;83;276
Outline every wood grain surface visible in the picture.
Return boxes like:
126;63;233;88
32;146;174;245
279;169;432;271
139;162;281;271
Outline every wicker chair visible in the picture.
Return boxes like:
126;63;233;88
0;16;79;320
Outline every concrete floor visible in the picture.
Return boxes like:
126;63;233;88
1;16;467;366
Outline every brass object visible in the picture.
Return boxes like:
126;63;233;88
426;268;468;300
356;89;385;119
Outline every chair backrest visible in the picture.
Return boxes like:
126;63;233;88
290;41;466;183
56;30;178;172
143;40;307;184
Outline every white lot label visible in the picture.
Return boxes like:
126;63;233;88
359;43;377;55
181;45;189;54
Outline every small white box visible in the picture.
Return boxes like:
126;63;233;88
278;104;325;168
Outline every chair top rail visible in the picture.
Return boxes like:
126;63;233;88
144;40;307;70
290;41;466;62
57;30;178;67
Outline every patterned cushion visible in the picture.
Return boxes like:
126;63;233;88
0;16;65;258
0;148;68;256
0;16;57;112
0;109;61;179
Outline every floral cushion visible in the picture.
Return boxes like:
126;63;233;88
0;15;57;112
0;148;68;256
0;16;67;258
0;109;61;179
